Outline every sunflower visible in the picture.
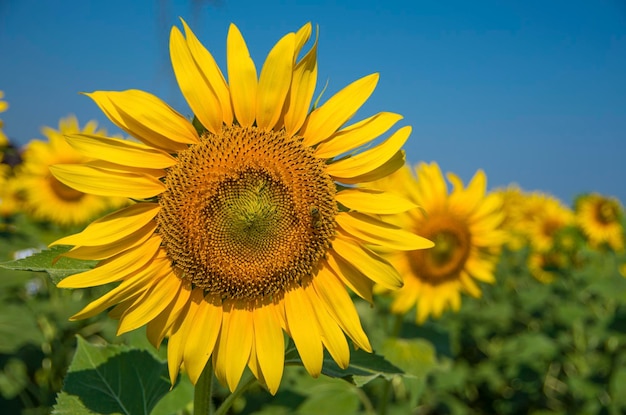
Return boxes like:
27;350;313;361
525;195;574;252
49;21;431;394
0;90;8;147
19;115;128;227
527;249;566;284
0;170;24;219
575;193;624;251
372;162;505;324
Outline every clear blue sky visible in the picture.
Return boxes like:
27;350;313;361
1;0;625;204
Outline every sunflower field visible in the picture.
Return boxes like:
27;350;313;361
1;20;626;415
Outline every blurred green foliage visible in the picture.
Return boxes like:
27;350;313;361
2;213;626;414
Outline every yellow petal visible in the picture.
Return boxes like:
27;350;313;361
183;295;223;384
57;237;162;288
283;35;318;137
167;288;204;385
146;281;192;348
314;296;350;368
170;26;223;134
314;112;403;159
293;23;312;58
253;303;284;395
64;134;177;169
284;286;323;377
256;32;295;130
326;126;411;179
300;73;379;147
333;150;406;185
323;256;373;303
313;267;372;351
227;24;257;127
50;164;165;199
52;203;160;247
335;188;417;214
85;90;198;151
61;222;157;260
181;19;233;126
70;258;167;320
117;272;182;335
214;302;254;391
332;235;403;290
336;212;433;251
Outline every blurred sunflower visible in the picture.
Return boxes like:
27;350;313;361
50;21;431;394
372;162;505;324
575;193;624;251
526;196;574;252
528;249;567;284
0;90;8;147
19;115;128;227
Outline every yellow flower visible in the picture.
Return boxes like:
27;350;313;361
19;115;128;227
0;90;8;147
525;196;574;252
372;162;505;324
575;193;624;251
49;21;431;394
0;167;24;218
528;250;566;284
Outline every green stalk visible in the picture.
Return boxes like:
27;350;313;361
194;359;214;415
214;373;256;415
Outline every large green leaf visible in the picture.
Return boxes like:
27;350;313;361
0;303;45;353
285;347;403;387
52;336;171;415
0;246;97;284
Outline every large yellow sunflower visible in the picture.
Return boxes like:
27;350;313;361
372;162;505;324
19;115;128;227
49;21;431;394
0;90;8;147
575;193;624;251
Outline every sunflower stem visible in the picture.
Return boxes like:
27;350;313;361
214;373;256;415
194;359;215;415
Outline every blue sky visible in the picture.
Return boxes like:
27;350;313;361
1;0;625;204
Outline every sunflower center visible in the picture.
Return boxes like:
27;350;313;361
157;126;337;301
409;212;471;284
48;175;84;201
596;201;618;224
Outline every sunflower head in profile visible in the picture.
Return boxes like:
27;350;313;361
575;193;624;252
371;162;505;324
19;115;128;227
49;21;431;394
527;249;567;284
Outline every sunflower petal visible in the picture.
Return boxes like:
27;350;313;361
85;90;198;151
227;24;257;127
52;203;160;247
332;235;403;290
170;26;223;134
57;237;162;288
146;281;192;348
284;286;323;377
314;299;350;369
183;295;223;384
300;73;379;147
313;267;371;351
256;32;295;130
314;112;403;159
336;212;433;251
327;126;411;179
117;272;182;335
323;256;373;303
181;19;233;126
65;134;177;169
167;288;204;385
334;150;406;185
253;303;284;395
335;188;417;214
50;164;165;199
283;36;317;137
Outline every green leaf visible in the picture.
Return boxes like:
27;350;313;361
0;246;97;284
0;304;45;353
52;336;171;415
285;347;403;387
295;378;361;415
